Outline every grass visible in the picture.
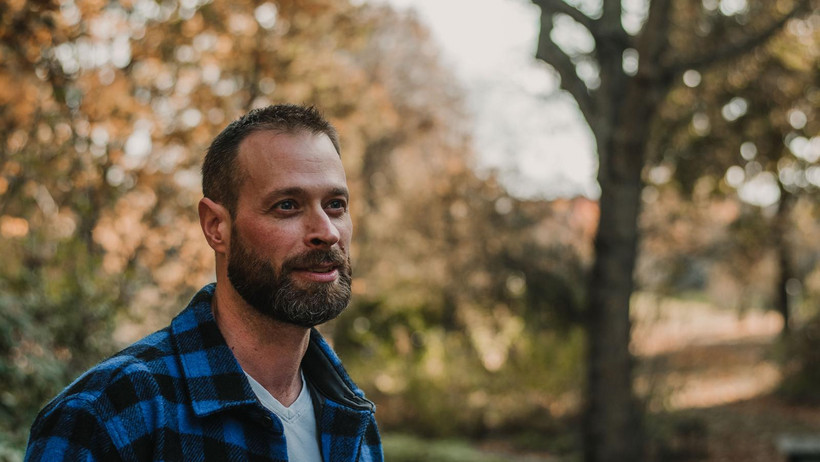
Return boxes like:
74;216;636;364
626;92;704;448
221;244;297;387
382;433;570;462
382;434;512;462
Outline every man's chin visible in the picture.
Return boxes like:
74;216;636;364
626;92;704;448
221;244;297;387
264;303;349;329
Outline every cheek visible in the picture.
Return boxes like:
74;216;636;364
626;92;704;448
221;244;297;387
238;221;295;256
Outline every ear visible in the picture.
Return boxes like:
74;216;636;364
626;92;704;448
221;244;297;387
198;197;231;254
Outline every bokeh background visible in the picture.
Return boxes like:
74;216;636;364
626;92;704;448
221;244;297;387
1;0;818;461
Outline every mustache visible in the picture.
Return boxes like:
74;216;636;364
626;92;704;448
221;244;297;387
282;248;348;272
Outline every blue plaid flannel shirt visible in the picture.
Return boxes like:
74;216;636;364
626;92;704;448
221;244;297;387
25;284;383;462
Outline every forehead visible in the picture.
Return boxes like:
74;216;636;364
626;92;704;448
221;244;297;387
235;129;346;195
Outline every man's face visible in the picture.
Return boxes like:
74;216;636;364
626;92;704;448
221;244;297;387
226;129;353;327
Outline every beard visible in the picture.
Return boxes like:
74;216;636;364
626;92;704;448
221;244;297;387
227;230;352;328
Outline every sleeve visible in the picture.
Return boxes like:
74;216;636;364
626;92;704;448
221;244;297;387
24;397;121;462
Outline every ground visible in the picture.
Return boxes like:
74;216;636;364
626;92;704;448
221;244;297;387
632;295;820;462
384;296;820;461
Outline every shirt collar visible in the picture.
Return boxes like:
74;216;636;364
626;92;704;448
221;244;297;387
303;329;375;412
171;283;258;417
171;283;374;417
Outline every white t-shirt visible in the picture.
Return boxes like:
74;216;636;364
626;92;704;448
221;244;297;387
245;371;322;462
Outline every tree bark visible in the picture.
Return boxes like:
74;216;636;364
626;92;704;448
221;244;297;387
583;79;659;462
774;190;795;336
532;1;654;459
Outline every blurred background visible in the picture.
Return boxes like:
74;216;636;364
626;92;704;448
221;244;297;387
1;0;818;461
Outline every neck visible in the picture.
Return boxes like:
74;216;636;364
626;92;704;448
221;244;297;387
212;280;310;407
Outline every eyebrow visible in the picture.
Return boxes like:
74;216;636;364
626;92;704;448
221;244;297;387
261;186;349;204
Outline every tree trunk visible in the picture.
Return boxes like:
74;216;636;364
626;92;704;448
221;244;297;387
583;74;660;462
774;191;795;336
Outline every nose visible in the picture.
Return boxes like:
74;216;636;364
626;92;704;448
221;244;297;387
304;209;340;248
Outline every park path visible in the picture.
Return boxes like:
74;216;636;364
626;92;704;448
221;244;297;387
478;295;820;461
631;293;784;411
631;294;820;462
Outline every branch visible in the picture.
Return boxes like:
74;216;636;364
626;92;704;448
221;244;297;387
601;0;622;28
534;15;595;124
533;0;631;53
639;0;673;64
594;0;632;42
668;0;811;73
532;0;597;32
634;0;673;82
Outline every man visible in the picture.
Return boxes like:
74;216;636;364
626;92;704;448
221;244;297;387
25;104;383;462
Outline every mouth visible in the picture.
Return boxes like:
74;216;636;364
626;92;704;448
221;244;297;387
298;261;338;272
292;264;340;282
285;249;347;284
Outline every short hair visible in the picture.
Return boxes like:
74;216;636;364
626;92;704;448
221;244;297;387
201;104;341;215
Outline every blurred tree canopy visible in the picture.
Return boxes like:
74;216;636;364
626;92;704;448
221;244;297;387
530;0;816;460
646;4;819;329
0;0;592;456
3;0;817;460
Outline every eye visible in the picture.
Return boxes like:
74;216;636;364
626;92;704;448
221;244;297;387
326;199;347;212
274;199;297;211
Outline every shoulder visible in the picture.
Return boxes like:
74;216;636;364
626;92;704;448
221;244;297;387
27;286;218;461
27;328;181;459
56;326;179;412
25;391;120;461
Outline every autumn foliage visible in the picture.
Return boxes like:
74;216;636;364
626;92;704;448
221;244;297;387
0;0;593;454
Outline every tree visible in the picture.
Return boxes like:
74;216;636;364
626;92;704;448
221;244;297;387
529;0;814;460
653;8;819;333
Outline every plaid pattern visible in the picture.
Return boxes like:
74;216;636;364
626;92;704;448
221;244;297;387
25;284;383;462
